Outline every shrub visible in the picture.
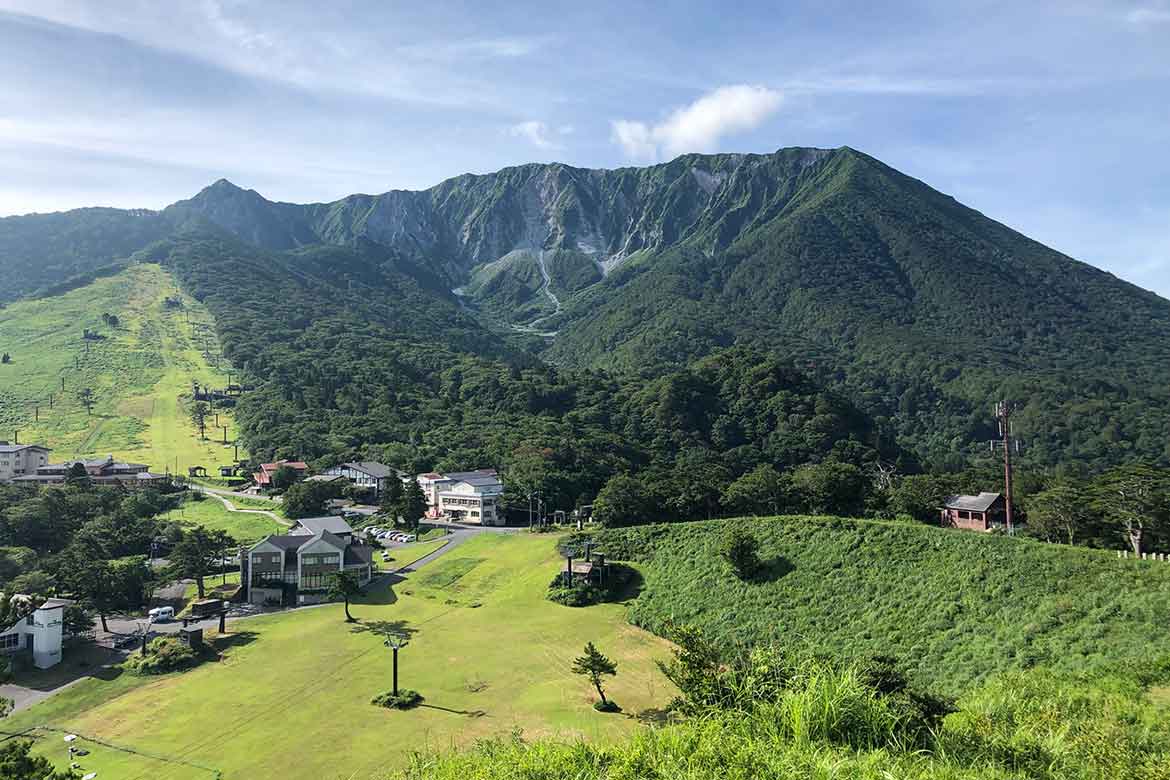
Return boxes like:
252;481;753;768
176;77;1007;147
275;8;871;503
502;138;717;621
124;636;199;675
593;700;621;713
546;563;638;607
372;689;423;709
718;522;761;580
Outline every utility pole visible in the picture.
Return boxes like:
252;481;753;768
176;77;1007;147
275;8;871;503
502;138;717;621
989;400;1021;535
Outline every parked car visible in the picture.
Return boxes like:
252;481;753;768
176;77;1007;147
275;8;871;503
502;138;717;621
148;606;174;623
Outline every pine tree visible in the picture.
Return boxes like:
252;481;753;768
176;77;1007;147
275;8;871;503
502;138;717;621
571;641;618;707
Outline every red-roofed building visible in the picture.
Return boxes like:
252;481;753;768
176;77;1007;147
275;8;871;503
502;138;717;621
253;460;309;488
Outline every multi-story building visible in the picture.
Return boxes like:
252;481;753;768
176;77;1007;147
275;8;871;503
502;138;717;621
0;443;51;481
13;455;168;487
241;515;373;606
417;469;505;526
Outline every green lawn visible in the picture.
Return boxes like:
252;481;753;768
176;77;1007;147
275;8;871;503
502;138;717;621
8;533;675;780
160;495;285;544
0;263;247;473
375;539;448;571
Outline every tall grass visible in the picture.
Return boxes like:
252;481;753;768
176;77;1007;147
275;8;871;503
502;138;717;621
393;663;1170;780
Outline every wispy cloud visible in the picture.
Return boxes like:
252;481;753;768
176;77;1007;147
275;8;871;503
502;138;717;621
508;120;572;150
611;85;782;161
397;35;549;62
1124;5;1170;25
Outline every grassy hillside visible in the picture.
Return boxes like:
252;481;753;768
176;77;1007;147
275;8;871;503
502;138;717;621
593;516;1170;696
5;534;674;779
160;493;286;544
0;263;246;473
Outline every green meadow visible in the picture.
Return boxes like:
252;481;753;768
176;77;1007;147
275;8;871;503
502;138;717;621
0;263;246;474
6;533;674;780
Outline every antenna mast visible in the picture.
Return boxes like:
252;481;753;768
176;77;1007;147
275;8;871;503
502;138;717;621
991;400;1017;535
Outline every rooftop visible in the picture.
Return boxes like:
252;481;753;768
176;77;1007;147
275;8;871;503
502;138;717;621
342;461;400;479
944;492;1003;512
292;515;354;536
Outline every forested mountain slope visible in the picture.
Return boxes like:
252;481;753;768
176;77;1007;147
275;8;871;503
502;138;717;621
1;146;1167;469
134;226;884;509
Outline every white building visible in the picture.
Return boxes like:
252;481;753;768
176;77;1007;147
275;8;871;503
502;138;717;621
417;469;505;526
0;443;51;481
0;597;67;670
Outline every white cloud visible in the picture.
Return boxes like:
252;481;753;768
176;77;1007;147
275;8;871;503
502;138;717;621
508;120;572;150
1125;5;1170;25
610;85;782;161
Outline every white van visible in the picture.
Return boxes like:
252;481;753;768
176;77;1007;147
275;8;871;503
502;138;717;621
148;606;175;623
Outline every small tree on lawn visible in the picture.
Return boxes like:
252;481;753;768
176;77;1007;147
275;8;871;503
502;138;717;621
328;570;363;622
189;401;210;439
78;387;95;415
718;522;761;580
572;641;618;710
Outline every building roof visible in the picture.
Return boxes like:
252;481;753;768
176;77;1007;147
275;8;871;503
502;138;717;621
944;492;1003;512
0;443;49;454
342;461;398;479
255;535;308;552
418;472;444;480
344;544;373;566
305;474;347;483
261;461;308;471
445;469;498;481
292;515;353;536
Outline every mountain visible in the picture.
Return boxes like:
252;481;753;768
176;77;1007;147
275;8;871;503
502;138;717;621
1;146;1168;471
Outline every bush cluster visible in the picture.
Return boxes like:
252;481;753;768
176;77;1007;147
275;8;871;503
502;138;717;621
123;636;199;675
372;689;423;710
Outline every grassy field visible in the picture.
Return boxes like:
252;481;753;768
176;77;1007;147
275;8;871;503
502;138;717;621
376;539;448;571
594;516;1170;696
160;494;286;543
6;533;674;780
0;263;246;473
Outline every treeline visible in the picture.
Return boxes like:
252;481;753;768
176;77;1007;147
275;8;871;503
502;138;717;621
0;478;234;631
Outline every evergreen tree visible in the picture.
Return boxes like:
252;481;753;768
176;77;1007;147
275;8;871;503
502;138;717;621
401;478;427;531
571;641;618;707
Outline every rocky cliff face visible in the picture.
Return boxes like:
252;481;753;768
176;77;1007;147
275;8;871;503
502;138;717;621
171;148;836;284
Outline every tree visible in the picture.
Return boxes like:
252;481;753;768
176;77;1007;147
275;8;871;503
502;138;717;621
592;473;656;527
571;641;617;708
328;570;363;622
0;593;44;635
64;462;90;487
718;522;761;580
170;527;232;599
722;464;788;516
77;387;95;415
400;478;427;532
1028;483;1092;545
62;604;95;636
1093;464;1170;556
283;479;343;518
270;465;300;492
189;401;210;439
0;739;79;779
789;461;867;515
61;556;152;632
379;475;405;521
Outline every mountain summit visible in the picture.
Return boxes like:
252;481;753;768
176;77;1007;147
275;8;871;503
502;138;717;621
0;146;1167;467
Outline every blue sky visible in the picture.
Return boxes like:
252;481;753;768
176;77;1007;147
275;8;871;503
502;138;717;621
1;1;1167;298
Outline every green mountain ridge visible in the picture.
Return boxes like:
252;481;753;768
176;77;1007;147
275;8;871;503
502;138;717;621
0;146;1167;468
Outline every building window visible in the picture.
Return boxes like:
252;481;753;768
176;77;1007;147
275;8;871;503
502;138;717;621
0;633;19;650
301;573;330;590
